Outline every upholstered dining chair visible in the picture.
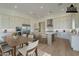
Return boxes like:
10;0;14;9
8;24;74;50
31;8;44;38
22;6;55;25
16;35;28;48
28;34;34;42
18;40;39;56
41;33;47;44
0;44;13;56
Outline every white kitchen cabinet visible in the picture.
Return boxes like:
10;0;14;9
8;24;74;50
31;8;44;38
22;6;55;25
56;32;71;40
71;35;79;51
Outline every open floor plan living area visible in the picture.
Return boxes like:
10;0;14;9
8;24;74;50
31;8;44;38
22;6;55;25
0;3;79;56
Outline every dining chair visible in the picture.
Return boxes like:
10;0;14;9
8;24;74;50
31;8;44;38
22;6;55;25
28;34;34;42
17;36;28;48
33;33;41;42
41;33;47;44
37;49;51;56
0;44;13;56
18;40;39;56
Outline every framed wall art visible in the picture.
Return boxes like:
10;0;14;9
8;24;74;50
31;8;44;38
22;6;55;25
47;19;53;27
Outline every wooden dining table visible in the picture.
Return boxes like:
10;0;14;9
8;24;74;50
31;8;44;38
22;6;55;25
4;35;28;56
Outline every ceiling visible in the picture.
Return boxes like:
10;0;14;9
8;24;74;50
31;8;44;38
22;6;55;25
0;3;79;19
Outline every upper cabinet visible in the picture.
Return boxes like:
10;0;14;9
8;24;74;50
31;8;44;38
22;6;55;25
0;14;32;29
1;15;10;28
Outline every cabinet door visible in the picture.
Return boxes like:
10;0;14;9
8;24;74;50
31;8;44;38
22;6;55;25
1;15;10;28
0;15;2;28
71;36;79;51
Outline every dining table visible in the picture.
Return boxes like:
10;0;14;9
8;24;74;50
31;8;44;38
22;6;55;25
4;35;28;56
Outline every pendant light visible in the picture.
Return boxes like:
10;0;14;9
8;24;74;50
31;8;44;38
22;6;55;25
66;4;78;13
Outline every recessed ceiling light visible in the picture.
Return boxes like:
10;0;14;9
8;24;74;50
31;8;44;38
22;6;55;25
29;11;33;14
14;5;17;8
48;13;50;14
40;6;44;9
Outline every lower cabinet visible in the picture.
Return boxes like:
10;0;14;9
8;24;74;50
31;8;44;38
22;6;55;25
70;35;79;51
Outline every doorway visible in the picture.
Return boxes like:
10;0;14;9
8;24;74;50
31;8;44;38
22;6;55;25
39;22;45;33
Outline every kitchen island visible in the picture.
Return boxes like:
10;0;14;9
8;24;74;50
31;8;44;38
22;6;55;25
46;32;56;46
